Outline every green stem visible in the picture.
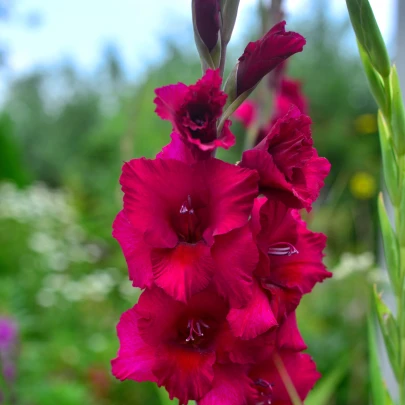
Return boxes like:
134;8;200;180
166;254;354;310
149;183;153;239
394;152;405;405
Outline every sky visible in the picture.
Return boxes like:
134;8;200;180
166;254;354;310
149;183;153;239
2;0;397;76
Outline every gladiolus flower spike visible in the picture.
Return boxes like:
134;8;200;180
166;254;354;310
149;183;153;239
111;5;330;405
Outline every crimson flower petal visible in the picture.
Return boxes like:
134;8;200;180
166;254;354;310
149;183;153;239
212;225;258;308
151;242;215;303
120;158;188;248
154;344;215;405
157;132;201;163
261;281;302;322
216;322;276;365
136;287;184;347
276;312;307;352
233;100;259;129
227;279;277;340
199;364;255;405
201;159;259;244
249;351;320;404
269;211;332;294
112;211;153;289
111;307;156;383
154;82;188;121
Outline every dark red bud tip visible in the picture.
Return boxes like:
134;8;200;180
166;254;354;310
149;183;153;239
194;0;221;52
236;21;306;96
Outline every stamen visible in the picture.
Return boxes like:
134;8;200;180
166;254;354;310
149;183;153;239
254;379;273;405
180;195;194;214
268;242;298;256
185;318;209;343
178;195;201;243
255;379;272;388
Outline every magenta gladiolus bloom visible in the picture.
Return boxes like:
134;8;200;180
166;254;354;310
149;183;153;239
236;21;306;96
241;107;330;209
154;69;235;153
112;287;278;405
113;157;259;306
227;198;331;340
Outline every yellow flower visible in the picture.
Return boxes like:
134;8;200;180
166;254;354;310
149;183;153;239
350;172;377;200
354;114;378;135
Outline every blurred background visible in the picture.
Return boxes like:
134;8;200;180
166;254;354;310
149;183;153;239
0;0;400;403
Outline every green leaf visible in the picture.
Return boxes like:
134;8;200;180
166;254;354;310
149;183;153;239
346;0;390;78
305;355;349;405
372;287;400;380
378;111;399;205
368;314;387;405
377;193;400;293
399;177;405;247
389;65;405;155
357;43;387;114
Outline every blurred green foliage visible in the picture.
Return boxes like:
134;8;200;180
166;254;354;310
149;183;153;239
0;3;383;404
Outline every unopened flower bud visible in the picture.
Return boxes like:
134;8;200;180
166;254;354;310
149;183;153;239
346;0;390;78
192;0;221;69
235;21;305;97
390;65;405;155
221;0;240;45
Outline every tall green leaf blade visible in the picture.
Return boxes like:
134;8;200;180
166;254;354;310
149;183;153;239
305;356;349;405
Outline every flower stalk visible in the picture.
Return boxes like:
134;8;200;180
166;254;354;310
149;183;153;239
346;0;405;403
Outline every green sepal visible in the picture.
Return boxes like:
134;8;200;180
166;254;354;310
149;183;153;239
378;111;399;205
221;0;240;45
399;175;405;247
389;65;405;155
191;0;220;70
219;63;255;133
346;0;390;78
372;286;400;380
377;193;400;294
357;42;387;113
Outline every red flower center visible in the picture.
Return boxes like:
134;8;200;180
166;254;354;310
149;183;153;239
175;195;204;244
185;318;210;343
176;315;216;351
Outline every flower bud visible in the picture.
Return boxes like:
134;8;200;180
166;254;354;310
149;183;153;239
235;21;305;97
357;41;386;114
346;0;390;78
221;0;240;45
390;65;405;155
192;0;221;69
378;111;399;205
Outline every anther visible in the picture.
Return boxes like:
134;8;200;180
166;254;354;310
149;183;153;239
268;242;298;256
185;319;209;343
